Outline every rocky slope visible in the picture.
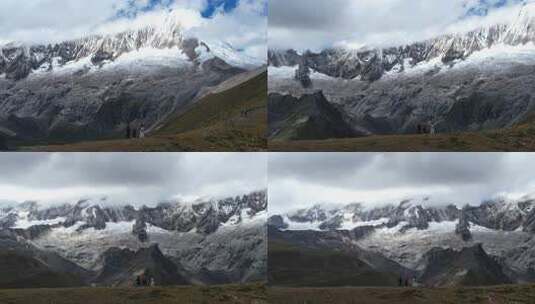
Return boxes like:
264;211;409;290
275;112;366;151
0;14;263;145
268;2;535;138
270;195;535;286
268;91;358;140
0;190;267;286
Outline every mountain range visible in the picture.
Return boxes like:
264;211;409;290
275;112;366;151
268;2;535;140
0;13;264;146
269;195;535;287
0;190;267;287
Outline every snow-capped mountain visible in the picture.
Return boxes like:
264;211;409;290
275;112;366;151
0;190;267;285
268;2;535;138
272;195;535;233
0;12;264;143
270;195;535;285
269;2;535;82
0;14;260;81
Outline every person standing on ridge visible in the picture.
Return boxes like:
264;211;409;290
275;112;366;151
126;123;131;139
140;123;146;139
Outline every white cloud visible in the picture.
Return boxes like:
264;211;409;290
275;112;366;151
0;153;267;207
269;0;528;51
268;153;535;215
0;0;266;61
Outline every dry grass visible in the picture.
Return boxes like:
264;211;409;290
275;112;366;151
0;284;267;304
269;123;535;152
268;284;535;304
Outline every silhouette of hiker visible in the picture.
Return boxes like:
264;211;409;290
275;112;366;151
126;123;131;139
398;276;403;287
417;124;422;134
142;276;148;286
136;275;141;287
405;278;409;287
139;123;146;139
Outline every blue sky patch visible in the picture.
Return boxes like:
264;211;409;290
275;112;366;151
464;0;526;17
114;0;247;19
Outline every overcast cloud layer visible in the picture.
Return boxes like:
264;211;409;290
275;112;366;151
0;153;267;207
0;0;267;60
269;153;535;215
269;0;528;51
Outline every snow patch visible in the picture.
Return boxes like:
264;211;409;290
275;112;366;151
268;65;297;79
13;217;66;229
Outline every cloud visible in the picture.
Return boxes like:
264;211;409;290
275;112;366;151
268;0;528;51
0;153;267;207
0;0;266;62
268;153;535;215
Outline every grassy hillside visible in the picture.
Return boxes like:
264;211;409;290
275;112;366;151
0;284;267;304
270;120;535;152
269;284;535;304
269;240;398;287
20;71;267;152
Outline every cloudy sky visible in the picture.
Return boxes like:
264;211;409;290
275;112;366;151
0;153;266;207
0;0;267;59
269;0;528;51
269;153;535;215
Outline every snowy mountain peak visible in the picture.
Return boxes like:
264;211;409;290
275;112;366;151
274;195;535;234
269;2;535;82
0;12;263;81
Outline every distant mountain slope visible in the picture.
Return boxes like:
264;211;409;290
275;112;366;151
95;245;189;287
0;251;87;289
19;70;267;152
269;228;412;287
0;12;264;148
419;244;511;287
268;2;535;141
156;69;266;136
0;190;267;286
268;91;358;141
270;195;535;286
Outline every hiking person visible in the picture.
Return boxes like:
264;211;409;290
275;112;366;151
404;278;409;287
136;275;141;287
398;275;403;287
417;124;422;134
150;277;155;287
126;123;131;139
430;123;436;135
139;124;146;139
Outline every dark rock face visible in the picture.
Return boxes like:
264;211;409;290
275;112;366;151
12;225;52;240
294;63;312;88
268;91;358;140
0;213;17;229
268;215;288;230
90;50;113;66
419;244;511;287
132;219;148;242
456;208;472;241
268;49;301;67
95;244;188;286
318;214;343;230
